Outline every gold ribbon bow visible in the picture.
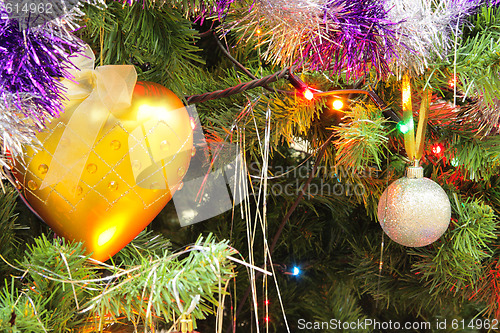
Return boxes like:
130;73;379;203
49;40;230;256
401;74;430;163
40;46;137;191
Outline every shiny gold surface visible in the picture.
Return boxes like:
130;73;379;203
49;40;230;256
13;82;193;261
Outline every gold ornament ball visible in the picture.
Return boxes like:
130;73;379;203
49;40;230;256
13;81;193;261
377;167;451;247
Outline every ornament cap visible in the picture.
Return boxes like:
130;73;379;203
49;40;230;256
406;166;423;179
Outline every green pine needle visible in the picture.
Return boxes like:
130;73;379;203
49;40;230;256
334;104;389;171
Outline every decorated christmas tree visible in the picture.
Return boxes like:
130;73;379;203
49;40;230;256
2;0;500;332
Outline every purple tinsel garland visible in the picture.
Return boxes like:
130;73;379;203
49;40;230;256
302;0;398;78
0;8;82;122
1;0;498;122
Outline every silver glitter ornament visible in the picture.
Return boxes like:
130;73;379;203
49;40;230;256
377;166;451;247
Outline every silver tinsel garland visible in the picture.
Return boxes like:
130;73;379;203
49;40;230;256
0;0;105;169
387;0;480;76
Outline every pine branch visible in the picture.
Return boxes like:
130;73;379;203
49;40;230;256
300;278;368;328
469;254;500;319
112;229;172;266
81;0;203;93
451;136;500;182
19;235;99;332
0;277;48;332
426;5;500;105
0;186;21;280
347;230;464;317
84;234;235;330
409;197;498;299
1;233;236;332
334;103;389;172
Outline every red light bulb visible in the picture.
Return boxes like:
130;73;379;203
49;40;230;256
431;143;444;155
448;76;457;88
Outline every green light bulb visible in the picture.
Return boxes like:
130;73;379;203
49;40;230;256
397;122;409;134
397;119;414;134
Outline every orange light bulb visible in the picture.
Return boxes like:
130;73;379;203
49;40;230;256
332;99;344;110
303;88;314;100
